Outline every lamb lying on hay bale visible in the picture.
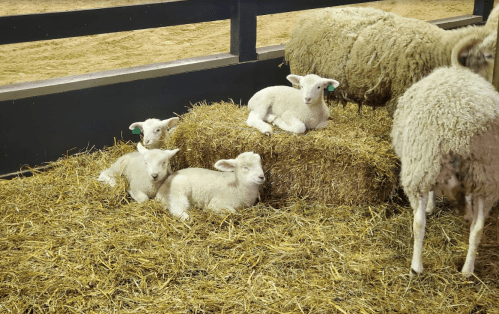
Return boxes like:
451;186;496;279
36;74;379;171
164;100;398;206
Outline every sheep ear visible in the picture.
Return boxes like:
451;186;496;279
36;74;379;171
166;148;180;158
129;122;144;131
137;143;147;154
286;74;302;86
322;79;340;89
162;117;179;129
214;159;237;172
451;36;483;68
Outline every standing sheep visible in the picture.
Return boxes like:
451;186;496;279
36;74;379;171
98;143;179;203
246;74;339;135
129;117;179;149
391;66;499;276
285;7;497;114
156;152;265;221
485;4;499;32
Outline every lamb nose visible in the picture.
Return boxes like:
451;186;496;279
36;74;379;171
152;174;158;179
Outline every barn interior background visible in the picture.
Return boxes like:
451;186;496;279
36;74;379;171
0;1;498;313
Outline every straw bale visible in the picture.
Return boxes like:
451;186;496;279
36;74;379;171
164;100;398;206
1;148;498;312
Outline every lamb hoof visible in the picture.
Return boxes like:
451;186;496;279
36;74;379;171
264;131;272;136
178;212;189;221
410;265;423;275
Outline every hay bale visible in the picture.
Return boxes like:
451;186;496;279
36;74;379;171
165;100;398;206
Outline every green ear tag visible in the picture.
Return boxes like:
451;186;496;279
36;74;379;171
327;84;335;92
132;127;141;134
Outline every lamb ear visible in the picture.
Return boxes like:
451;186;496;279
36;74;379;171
322;79;340;89
137;142;147;154
214;159;237;172
166;148;180;158
162;117;179;129
129;122;144;131
451;36;483;68
286;74;302;86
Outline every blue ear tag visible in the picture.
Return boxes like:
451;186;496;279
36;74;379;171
132;127;141;134
327;84;335;92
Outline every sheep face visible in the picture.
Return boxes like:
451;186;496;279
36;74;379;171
287;74;340;105
137;143;179;182
129;117;179;149
214;152;265;186
453;32;496;82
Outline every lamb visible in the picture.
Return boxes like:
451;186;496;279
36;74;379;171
129;117;179;149
390;65;499;275
98;143;179;203
156;152;265;221
285;7;497;114
246;74;339;135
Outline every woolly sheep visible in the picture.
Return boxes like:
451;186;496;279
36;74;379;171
246;74;339;135
391;66;499;276
98;143;179;203
285;7;497;114
129;117;179;149
485;5;499;31
156;152;265;221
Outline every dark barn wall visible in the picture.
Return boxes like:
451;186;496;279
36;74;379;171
0;58;290;175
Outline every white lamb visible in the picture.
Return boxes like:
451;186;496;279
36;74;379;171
246;74;339;135
285;7;497;114
129;117;179;149
156;152;265;221
391;66;499;276
98;143;179;203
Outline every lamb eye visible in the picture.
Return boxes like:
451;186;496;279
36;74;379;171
317;86;320;89
244;167;250;171
155;129;161;133
485;53;494;59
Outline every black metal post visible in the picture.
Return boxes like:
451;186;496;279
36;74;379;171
230;0;257;62
473;0;494;21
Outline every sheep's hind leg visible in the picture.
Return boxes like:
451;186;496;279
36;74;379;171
411;192;428;274
315;120;328;129
463;194;473;223
246;111;273;135
129;189;149;203
272;112;306;134
98;170;116;186
426;190;435;214
208;200;236;215
462;196;485;276
169;195;190;221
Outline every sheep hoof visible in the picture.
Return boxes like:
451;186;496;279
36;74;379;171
178;212;189;221
264;131;272;136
